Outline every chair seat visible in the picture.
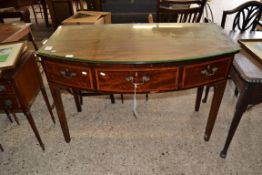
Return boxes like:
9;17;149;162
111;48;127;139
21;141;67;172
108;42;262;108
233;50;262;83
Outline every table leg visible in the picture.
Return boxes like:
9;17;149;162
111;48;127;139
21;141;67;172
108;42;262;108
73;90;82;112
40;0;50;27
220;86;249;158
195;86;204;112
49;83;71;143
204;80;227;141
24;110;45;151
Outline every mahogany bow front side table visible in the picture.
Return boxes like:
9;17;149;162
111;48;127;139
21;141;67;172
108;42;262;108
38;23;239;145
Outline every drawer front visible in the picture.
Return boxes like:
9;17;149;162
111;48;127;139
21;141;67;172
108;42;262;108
182;57;232;88
96;67;179;93
0;97;20;110
43;61;93;89
0;81;15;94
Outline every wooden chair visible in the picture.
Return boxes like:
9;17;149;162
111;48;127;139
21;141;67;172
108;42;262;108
75;0;102;11
194;1;262;158
200;1;262;104
47;0;74;28
31;0;48;24
156;0;207;23
220;49;262;158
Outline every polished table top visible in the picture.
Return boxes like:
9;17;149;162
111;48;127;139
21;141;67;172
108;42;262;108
38;23;239;64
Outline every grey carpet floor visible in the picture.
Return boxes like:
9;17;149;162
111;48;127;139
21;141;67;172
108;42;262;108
1;77;262;174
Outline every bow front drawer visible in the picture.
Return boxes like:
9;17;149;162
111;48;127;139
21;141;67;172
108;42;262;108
0;81;15;94
95;67;179;93
182;57;232;88
42;61;93;89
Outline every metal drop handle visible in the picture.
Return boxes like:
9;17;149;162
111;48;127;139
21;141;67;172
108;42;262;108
126;75;150;85
60;69;77;78
201;65;218;77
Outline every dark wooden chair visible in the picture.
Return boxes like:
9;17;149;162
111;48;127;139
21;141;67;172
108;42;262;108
47;0;74;29
200;1;262;104
194;1;262;158
31;0;48;24
156;0;207;23
75;0;102;11
220;48;262;158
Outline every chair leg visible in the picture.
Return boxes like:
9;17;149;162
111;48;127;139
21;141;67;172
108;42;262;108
31;5;38;24
110;94;115;104
146;93;149;101
121;94;124;104
4;109;13;123
0;144;4;152
202;86;210;103
38;2;44;18
220;88;249;158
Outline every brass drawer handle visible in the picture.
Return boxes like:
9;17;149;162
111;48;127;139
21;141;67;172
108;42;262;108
126;75;150;85
60;69;77;78
0;85;6;92
201;65;218;77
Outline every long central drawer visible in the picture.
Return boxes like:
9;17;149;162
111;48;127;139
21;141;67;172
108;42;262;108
95;67;179;93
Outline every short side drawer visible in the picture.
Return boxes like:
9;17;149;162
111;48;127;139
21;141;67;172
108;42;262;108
95;67;179;93
43;61;93;89
182;57;232;88
0;81;15;94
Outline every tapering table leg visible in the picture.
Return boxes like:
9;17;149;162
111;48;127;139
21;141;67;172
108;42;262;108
49;83;71;143
204;80;227;141
195;86;204;112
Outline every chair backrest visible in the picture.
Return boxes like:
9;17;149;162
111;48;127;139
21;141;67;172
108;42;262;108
76;0;102;11
156;0;207;23
47;0;74;28
221;1;262;32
